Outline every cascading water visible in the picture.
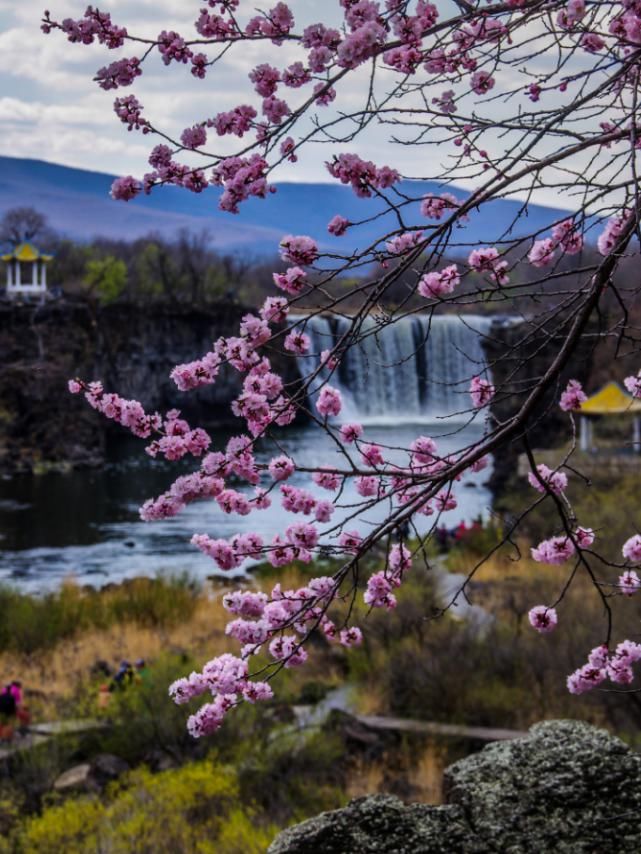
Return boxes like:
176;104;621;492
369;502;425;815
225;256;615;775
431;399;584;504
296;313;493;423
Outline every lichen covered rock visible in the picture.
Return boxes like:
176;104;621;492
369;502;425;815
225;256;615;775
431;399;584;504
269;720;641;854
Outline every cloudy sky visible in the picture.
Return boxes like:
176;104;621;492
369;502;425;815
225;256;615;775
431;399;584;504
0;0;615;211
0;0;363;182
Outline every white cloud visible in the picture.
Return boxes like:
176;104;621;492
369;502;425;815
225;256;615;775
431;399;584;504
0;0;626;213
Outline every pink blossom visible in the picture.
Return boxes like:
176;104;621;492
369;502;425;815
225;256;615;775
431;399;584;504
336;21;386;69
528;238;557;268
356;476;379;497
469;375;495;408
181;125;207;149
435;490;457;511
315;500;335;522
420;193;462;220
581;32;605;53
597;211;631;256
326;153;399;198
619;570;641;596
110;175;141;201
361;443;384;466
364;571;397;609
268;454;295;481
262;95;290;124
312;468;341;491
552;219;583;255
531;535;575;565
418;265;460;298
223;590;268;618
559;379;587;412
468;247;509;285
623;534;641;562
284;330;311;354
273;267;307;295
386;231;423;255
623;373;641;398
339;530;362;554
527;463;567;495
242;681;273;703
316;386;342;417
340;423;363;443
260;296;289;324
339;626;363;647
279;235;318;266
410;436;437;465
575;527;595;548
528;605;558;633
567;664;606;694
471;71;495;95
328;215;349;236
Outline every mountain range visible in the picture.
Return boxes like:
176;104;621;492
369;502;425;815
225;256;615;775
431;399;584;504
0;156;568;258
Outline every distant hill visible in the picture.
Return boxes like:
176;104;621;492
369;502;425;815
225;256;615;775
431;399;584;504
0;156;569;257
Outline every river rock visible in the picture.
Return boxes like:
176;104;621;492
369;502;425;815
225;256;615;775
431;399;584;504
53;763;94;793
268;720;641;854
90;753;130;786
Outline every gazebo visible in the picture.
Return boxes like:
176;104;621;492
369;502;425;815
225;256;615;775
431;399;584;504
2;242;53;298
578;381;641;453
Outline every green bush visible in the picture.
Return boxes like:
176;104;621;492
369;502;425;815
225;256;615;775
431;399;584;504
17;759;277;854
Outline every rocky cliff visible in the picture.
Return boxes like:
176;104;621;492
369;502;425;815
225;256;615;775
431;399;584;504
486;318;595;495
0;298;296;473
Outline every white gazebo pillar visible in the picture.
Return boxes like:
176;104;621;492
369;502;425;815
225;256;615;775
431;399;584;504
32;260;38;288
15;260;21;288
6;261;12;289
42;262;47;289
580;416;590;452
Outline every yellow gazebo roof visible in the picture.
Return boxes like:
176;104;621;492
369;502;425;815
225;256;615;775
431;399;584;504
579;382;641;415
1;242;53;263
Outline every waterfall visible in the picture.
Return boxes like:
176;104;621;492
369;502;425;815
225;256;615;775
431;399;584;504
296;313;492;423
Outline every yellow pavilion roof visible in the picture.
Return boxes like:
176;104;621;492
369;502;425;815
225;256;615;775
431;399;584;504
1;242;53;262
579;381;641;415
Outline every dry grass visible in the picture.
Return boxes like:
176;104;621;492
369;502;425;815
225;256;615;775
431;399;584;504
0;592;226;718
446;540;545;583
345;741;450;805
0;566;322;720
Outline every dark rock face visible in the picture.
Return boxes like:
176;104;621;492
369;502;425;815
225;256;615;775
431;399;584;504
485;318;596;496
268;720;641;854
0;299;299;473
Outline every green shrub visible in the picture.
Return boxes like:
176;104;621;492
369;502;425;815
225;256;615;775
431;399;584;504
17;759;278;854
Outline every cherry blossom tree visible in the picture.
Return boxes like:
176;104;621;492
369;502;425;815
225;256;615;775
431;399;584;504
47;0;641;736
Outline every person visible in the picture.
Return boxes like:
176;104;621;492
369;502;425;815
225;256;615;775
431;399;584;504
0;684;17;741
111;661;134;691
0;681;30;738
97;683;111;710
134;659;150;685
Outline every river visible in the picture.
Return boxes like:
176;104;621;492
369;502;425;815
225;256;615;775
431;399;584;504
0;420;492;592
1;312;496;591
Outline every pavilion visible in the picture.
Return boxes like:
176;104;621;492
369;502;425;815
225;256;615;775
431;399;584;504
2;242;53;299
578;381;641;453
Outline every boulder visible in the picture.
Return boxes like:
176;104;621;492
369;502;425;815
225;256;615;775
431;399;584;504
268;794;468;854
90;753;130;786
268;720;641;854
53;764;94;793
53;755;130;794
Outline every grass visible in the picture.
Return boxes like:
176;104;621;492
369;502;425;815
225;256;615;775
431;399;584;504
0;565;343;720
0;574;201;656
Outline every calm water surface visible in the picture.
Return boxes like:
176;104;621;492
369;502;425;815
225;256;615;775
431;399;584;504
0;422;492;592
